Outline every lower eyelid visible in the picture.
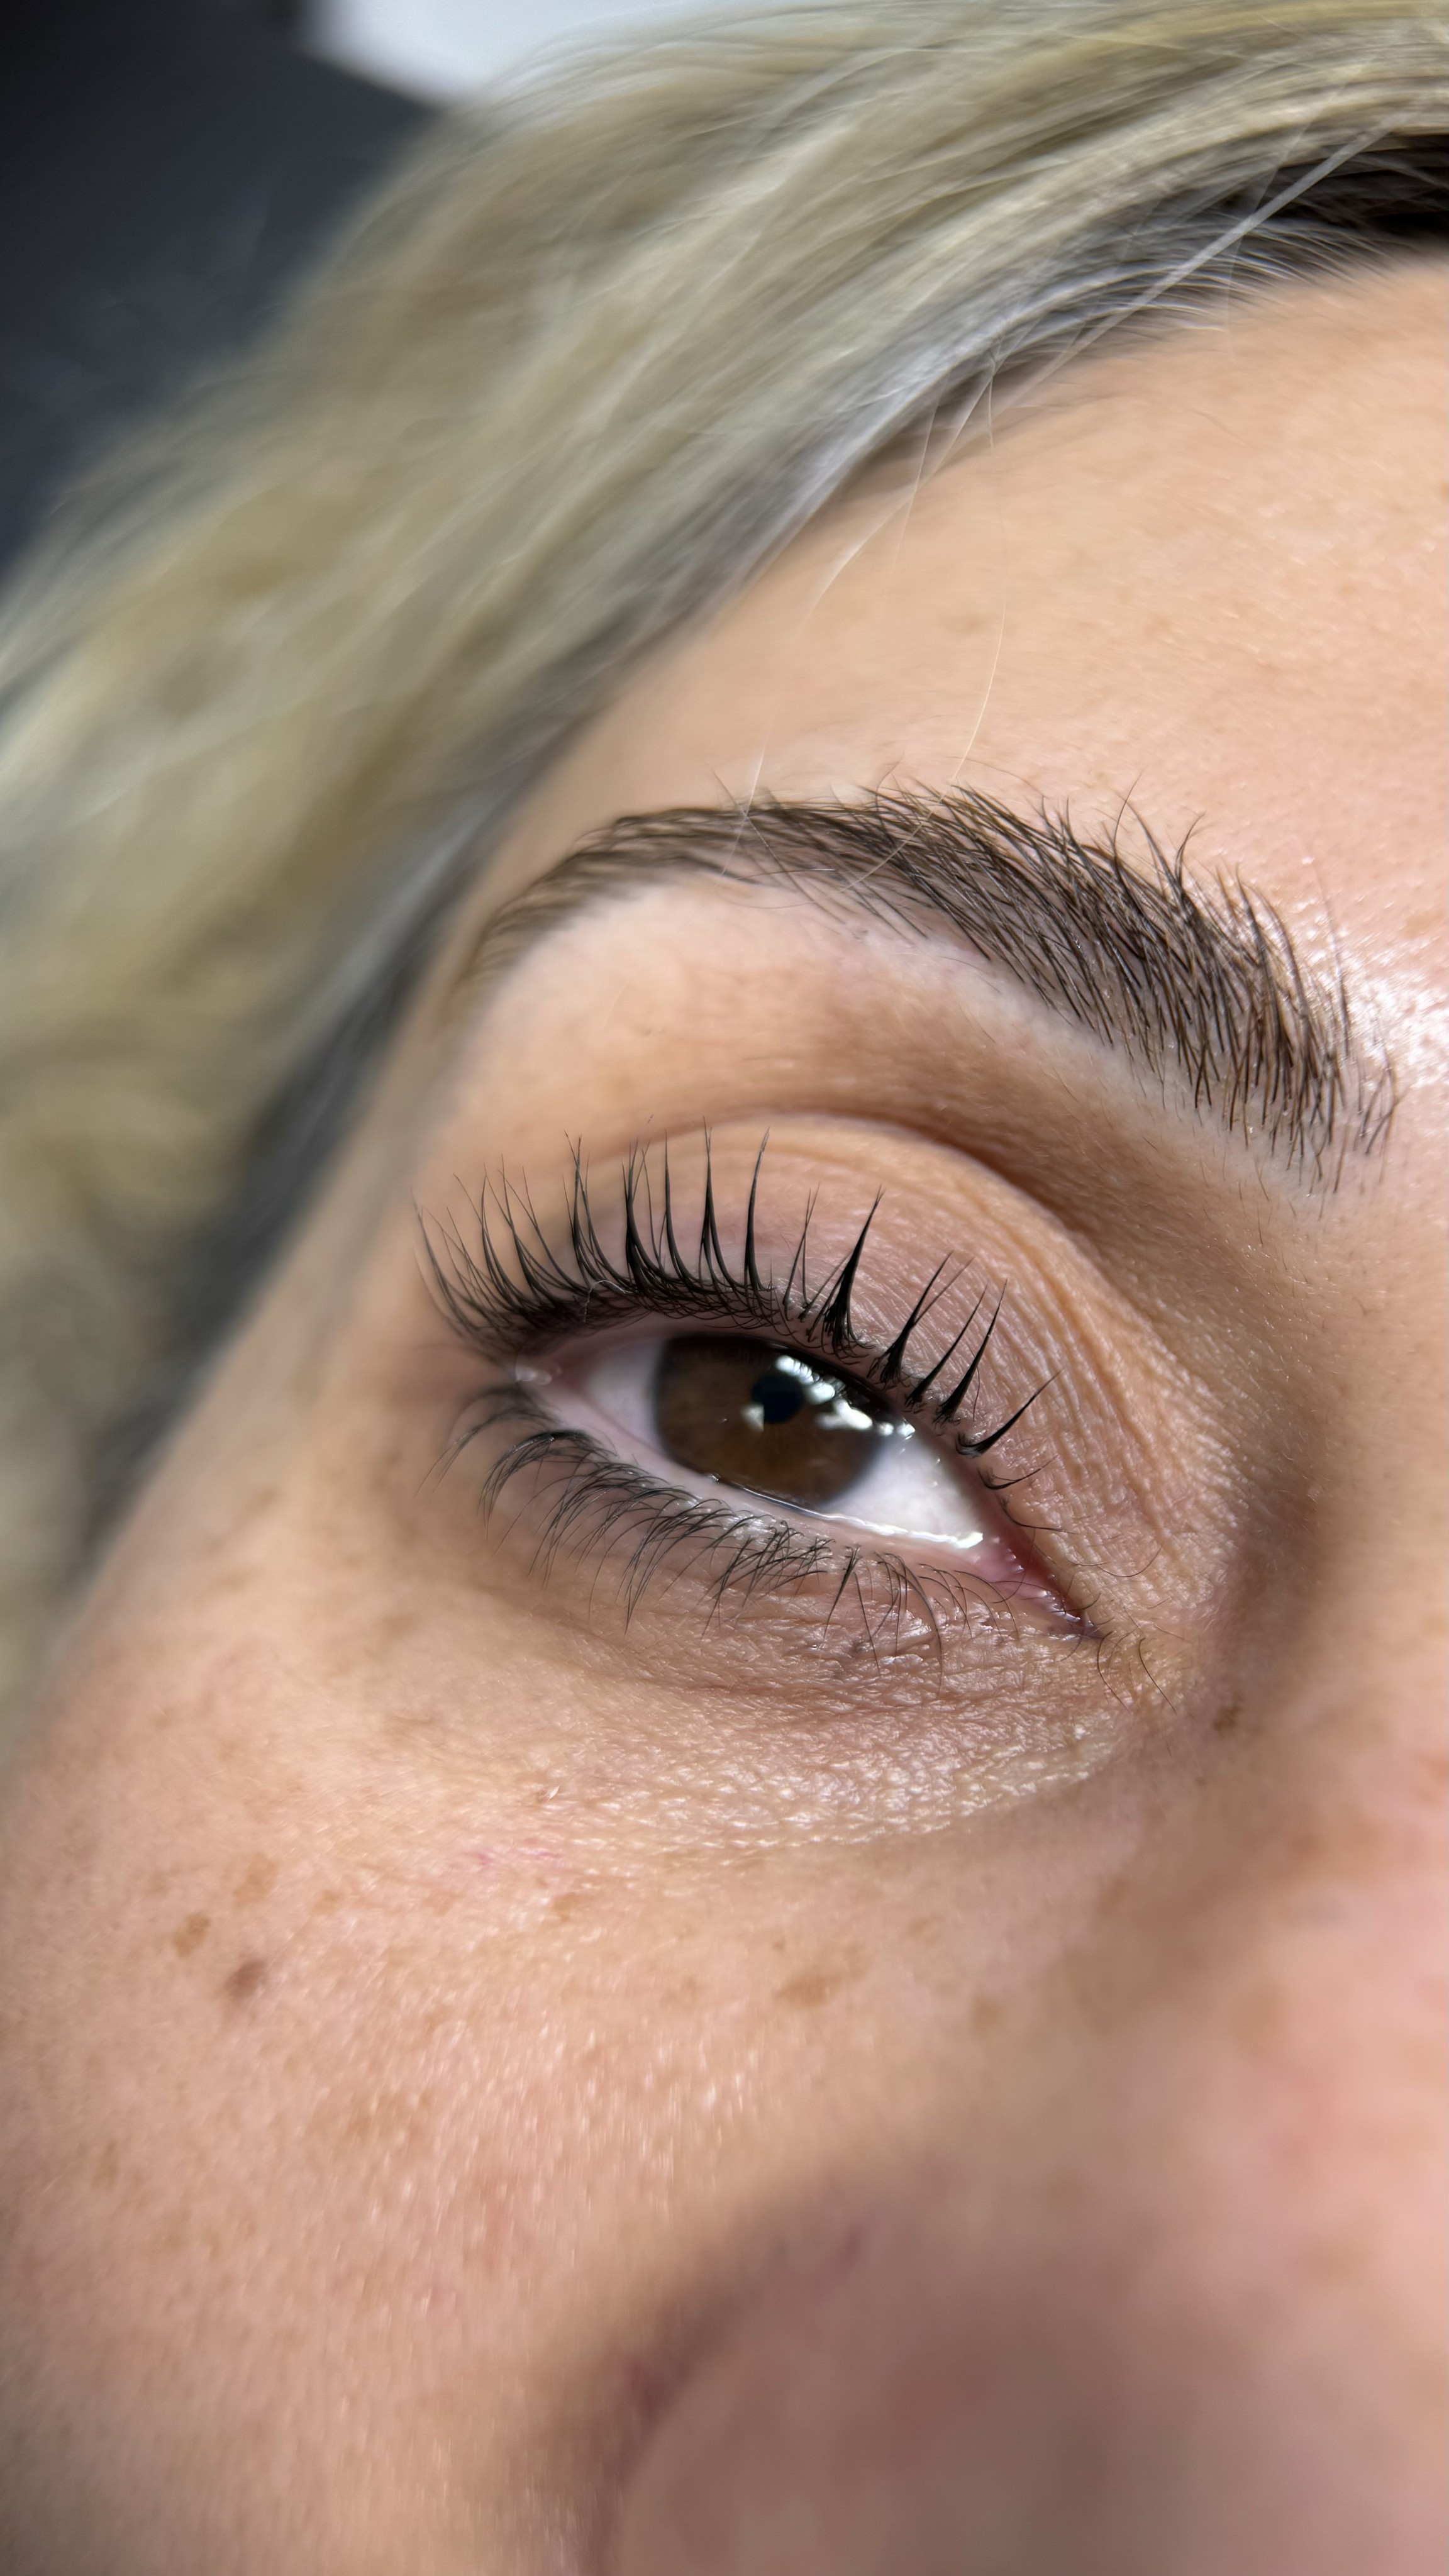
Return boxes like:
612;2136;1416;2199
460;1385;1085;1651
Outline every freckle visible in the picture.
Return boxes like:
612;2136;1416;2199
1231;1978;1285;2055
94;2140;119;2189
223;1956;268;2005
172;1912;210;1959
775;1968;845;2011
232;1480;279;1535
155;2209;192;2258
1303;2232;1368;2291
313;1889;343;1916
145;1868;174;1898
369;1606;422;1650
1212;1697;1245;1736
906;1916;938;1942
971;1992;1003;2036
233;1854;277;1905
551;1891;587;1920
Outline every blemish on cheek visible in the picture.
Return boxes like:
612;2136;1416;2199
94;2140;119;2189
1229;1974;1287;2058
775;1967;848;2011
1095;1869;1133;1921
222;1955;269;2006
970;1992;1003;2036
171;1911;211;1959
232;1853;278;1905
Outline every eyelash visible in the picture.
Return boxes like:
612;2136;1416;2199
425;1141;1062;1646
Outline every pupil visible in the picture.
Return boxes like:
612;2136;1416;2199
652;1333;884;1510
752;1365;806;1426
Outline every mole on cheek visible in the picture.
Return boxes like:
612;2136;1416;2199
222;1955;269;2006
171;1911;211;1959
775;1963;857;2011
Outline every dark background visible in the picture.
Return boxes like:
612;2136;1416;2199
1;1;430;579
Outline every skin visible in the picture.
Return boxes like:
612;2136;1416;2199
0;258;1443;2573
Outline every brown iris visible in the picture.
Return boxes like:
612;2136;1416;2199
652;1333;893;1509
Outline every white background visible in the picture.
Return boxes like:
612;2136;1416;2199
309;0;730;100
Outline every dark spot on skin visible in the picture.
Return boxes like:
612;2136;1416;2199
1230;1976;1287;2057
971;1992;1003;2036
171;1912;210;1959
231;1479;279;1536
551;1890;587;1920
336;2085;434;2152
1302;2231;1372;2292
775;1968;846;2011
222;1956;268;2005
232;1854;277;1906
94;2140;119;2189
312;1889;343;1916
1212;1696;1245;1736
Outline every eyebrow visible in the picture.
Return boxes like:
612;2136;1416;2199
464;789;1391;1175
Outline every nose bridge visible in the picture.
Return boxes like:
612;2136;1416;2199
617;1717;1446;2576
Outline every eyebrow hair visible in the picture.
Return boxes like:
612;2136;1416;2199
467;788;1391;1177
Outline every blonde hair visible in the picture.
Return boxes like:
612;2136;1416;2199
0;0;1443;1724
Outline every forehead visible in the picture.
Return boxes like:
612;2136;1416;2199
483;260;1445;989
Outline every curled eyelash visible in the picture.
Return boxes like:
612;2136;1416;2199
426;1135;1042;1459
421;1139;1077;1652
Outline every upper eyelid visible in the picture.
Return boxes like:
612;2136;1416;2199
425;1141;1043;1463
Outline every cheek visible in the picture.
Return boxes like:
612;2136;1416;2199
0;1601;1021;2548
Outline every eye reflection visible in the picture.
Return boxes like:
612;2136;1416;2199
653;1333;905;1507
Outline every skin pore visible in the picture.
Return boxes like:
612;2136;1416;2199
0;258;1443;2573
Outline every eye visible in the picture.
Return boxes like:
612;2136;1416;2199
655;1333;894;1506
558;1329;1044;1580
